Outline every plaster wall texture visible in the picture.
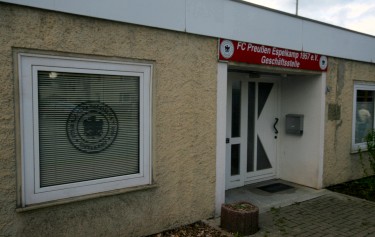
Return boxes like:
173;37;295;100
323;57;375;186
279;74;324;189
0;3;217;237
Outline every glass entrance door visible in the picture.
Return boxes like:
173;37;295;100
226;73;279;189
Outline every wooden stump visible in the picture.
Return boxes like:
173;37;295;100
220;201;259;235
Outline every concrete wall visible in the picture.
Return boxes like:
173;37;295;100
0;3;217;236
279;75;325;189
323;58;375;186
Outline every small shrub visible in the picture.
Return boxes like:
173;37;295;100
364;130;375;174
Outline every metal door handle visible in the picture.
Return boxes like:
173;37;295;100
273;118;279;134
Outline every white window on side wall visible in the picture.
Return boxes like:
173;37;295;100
19;54;152;206
352;83;375;152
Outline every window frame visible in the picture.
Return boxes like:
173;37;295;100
19;53;152;206
352;83;375;152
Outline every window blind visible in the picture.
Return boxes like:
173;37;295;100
38;71;140;187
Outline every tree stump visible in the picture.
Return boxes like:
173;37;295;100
220;201;259;235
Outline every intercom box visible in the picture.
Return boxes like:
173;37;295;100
286;114;304;135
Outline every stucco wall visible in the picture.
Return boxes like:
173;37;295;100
324;57;375;186
0;3;217;236
279;74;324;189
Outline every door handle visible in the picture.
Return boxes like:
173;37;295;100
273;118;279;135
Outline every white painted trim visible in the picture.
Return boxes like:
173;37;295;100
215;62;227;217
351;82;375;152
244;174;277;185
248;79;279;182
18;53;27;205
317;73;326;189
352;86;359;152
19;53;153;206
2;0;186;32
2;0;375;63
226;74;280;186
240;80;249;185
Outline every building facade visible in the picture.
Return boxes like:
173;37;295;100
0;1;375;236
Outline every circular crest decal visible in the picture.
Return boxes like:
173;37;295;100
66;101;119;153
319;56;328;70
220;40;235;59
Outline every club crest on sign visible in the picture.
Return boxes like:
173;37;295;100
319;56;328;70
220;40;235;59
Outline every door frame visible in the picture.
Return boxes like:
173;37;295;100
216;63;326;217
225;72;281;190
215;63;282;216
215;63;227;216
246;75;280;185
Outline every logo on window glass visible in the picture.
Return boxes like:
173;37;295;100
66;101;119;153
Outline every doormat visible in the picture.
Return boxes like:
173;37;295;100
257;183;294;193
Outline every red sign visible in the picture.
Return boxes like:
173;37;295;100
218;39;328;72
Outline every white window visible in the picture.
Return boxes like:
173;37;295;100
352;84;375;152
19;54;152;206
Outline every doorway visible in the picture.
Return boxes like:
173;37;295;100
226;72;280;189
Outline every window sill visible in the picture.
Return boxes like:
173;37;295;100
351;145;368;154
16;183;158;212
351;150;368;154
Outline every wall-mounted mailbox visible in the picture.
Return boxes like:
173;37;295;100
286;114;304;135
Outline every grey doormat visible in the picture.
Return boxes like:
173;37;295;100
257;183;294;193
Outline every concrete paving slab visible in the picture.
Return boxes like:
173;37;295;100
205;180;375;237
252;192;375;236
207;190;375;237
226;179;329;213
